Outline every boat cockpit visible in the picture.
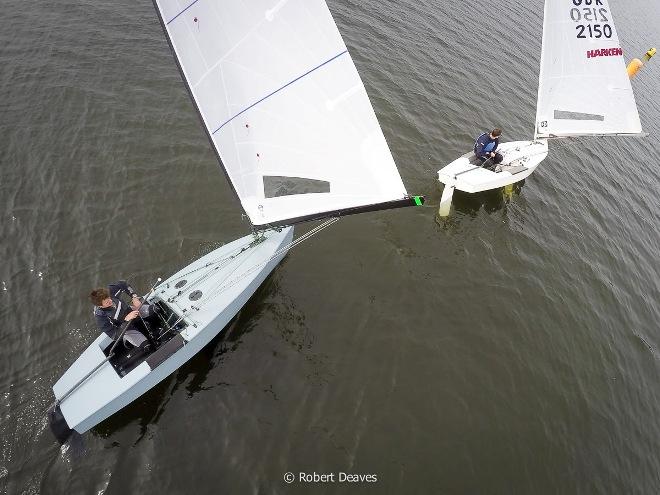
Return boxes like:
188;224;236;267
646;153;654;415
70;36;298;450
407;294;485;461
101;299;188;377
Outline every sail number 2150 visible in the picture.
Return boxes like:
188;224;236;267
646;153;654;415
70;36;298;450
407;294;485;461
570;4;612;39
575;24;612;39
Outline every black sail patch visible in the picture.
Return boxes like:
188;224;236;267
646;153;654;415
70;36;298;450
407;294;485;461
554;110;605;121
263;176;330;198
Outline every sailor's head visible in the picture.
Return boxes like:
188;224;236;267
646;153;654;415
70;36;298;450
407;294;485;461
90;288;112;308
490;128;502;139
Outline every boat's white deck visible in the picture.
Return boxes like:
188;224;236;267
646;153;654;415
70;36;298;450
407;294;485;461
438;140;548;193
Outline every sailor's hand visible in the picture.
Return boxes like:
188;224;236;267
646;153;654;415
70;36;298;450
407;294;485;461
489;152;495;157
131;295;142;310
124;310;139;322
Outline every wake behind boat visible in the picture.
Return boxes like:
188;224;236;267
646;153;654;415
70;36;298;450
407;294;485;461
437;0;643;216
49;0;423;440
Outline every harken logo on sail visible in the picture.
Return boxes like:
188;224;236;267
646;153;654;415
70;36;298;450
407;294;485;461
587;48;623;59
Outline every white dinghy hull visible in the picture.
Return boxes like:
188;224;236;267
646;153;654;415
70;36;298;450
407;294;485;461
436;140;548;215
438;140;548;193
52;227;293;435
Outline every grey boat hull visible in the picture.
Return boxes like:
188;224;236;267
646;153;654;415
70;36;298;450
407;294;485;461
51;227;293;435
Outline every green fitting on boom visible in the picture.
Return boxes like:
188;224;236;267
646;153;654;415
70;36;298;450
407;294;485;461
413;196;424;206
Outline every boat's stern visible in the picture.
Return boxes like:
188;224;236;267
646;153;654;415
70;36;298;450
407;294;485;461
437;151;474;187
47;402;73;443
52;334;151;434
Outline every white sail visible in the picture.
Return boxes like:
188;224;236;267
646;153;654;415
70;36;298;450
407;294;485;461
152;0;410;226
535;0;642;138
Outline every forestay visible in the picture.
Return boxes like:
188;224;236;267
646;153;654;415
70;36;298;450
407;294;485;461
153;0;410;227
535;0;642;138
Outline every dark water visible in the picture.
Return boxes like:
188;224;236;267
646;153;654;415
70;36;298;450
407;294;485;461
2;0;659;493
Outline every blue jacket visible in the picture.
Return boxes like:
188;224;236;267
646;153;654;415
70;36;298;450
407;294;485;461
93;280;139;339
474;133;499;158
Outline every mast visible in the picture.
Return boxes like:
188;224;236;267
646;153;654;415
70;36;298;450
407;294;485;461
533;0;550;142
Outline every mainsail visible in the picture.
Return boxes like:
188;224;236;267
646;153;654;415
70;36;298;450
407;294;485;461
152;0;414;227
535;0;642;138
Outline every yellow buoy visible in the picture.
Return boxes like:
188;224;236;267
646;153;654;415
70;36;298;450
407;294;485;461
628;48;656;79
627;58;643;78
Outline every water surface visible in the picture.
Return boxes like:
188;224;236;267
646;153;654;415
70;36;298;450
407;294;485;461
1;0;659;493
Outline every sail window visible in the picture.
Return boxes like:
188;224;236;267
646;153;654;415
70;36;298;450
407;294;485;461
263;176;330;198
554;110;604;121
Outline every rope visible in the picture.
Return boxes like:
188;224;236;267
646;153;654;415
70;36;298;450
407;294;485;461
159;238;261;306
190;219;339;312
166;239;256;287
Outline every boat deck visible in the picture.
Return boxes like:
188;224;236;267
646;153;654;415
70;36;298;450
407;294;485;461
438;140;549;193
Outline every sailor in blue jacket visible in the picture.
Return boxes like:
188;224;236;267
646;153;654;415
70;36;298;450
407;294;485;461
474;128;503;170
90;280;149;348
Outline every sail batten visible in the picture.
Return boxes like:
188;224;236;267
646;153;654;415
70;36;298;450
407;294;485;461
153;0;410;227
535;0;642;139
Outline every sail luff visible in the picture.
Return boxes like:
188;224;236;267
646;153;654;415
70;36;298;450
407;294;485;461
151;0;246;217
534;0;550;141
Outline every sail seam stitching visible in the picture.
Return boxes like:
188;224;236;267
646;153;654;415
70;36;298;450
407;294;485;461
211;50;349;135
167;0;201;25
